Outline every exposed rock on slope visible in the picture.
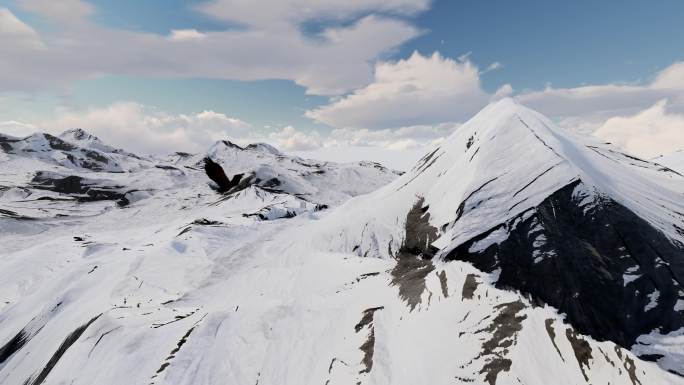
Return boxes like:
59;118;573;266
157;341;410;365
446;179;684;351
203;157;244;193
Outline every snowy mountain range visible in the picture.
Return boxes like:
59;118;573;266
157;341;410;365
1;98;683;385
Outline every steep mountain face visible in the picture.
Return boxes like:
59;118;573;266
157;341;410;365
314;98;684;378
1;102;683;385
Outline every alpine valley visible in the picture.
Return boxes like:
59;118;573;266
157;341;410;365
1;98;683;385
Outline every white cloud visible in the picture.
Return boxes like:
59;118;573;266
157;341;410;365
168;29;208;42
306;52;490;129
481;61;502;74
652;62;684;90
513;61;684;157
268;126;322;151
518;61;684;119
592;100;684;158
327;122;456;148
0;8;44;49
492;84;514;100
0;1;425;95
4;102;252;154
291;145;427;171
283;121;455;170
0;120;38;137
196;0;430;28
16;0;94;25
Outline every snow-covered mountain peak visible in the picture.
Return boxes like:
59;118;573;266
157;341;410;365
313;99;684;376
204;140;281;158
245;142;281;155
322;98;684;261
389;97;684;245
58;128;137;156
59;128;101;143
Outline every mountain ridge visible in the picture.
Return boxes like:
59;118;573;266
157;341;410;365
312;97;684;375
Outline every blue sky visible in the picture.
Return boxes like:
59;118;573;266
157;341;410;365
410;0;684;88
1;0;683;166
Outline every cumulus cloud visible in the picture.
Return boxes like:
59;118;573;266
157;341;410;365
652;62;684;90
306;52;490;129
327;122;456;149
513;61;684;157
287;122;456;170
303;55;684;160
0;120;38;137
268;126;322;151
168;29;208;42
4;102;252;154
0;1;425;95
592;100;684;158
518;61;684;119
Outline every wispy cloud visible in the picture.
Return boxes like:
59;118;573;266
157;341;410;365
0;1;427;95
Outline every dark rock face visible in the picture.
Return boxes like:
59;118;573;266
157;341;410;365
476;301;527;385
445;180;684;350
0;134;20;152
31;172;130;206
565;327;593;381
24;314;101;385
203;157;245;193
1;133;118;171
42;134;117;171
390;198;439;310
0;330;29;365
43;134;76;152
355;307;383;374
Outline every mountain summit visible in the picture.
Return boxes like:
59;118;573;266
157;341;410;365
316;97;684;376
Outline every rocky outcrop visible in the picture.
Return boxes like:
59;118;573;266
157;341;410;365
203;157;245;193
445;180;684;350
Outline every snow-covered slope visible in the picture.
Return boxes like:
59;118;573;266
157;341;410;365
1;103;683;385
655;150;684;174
